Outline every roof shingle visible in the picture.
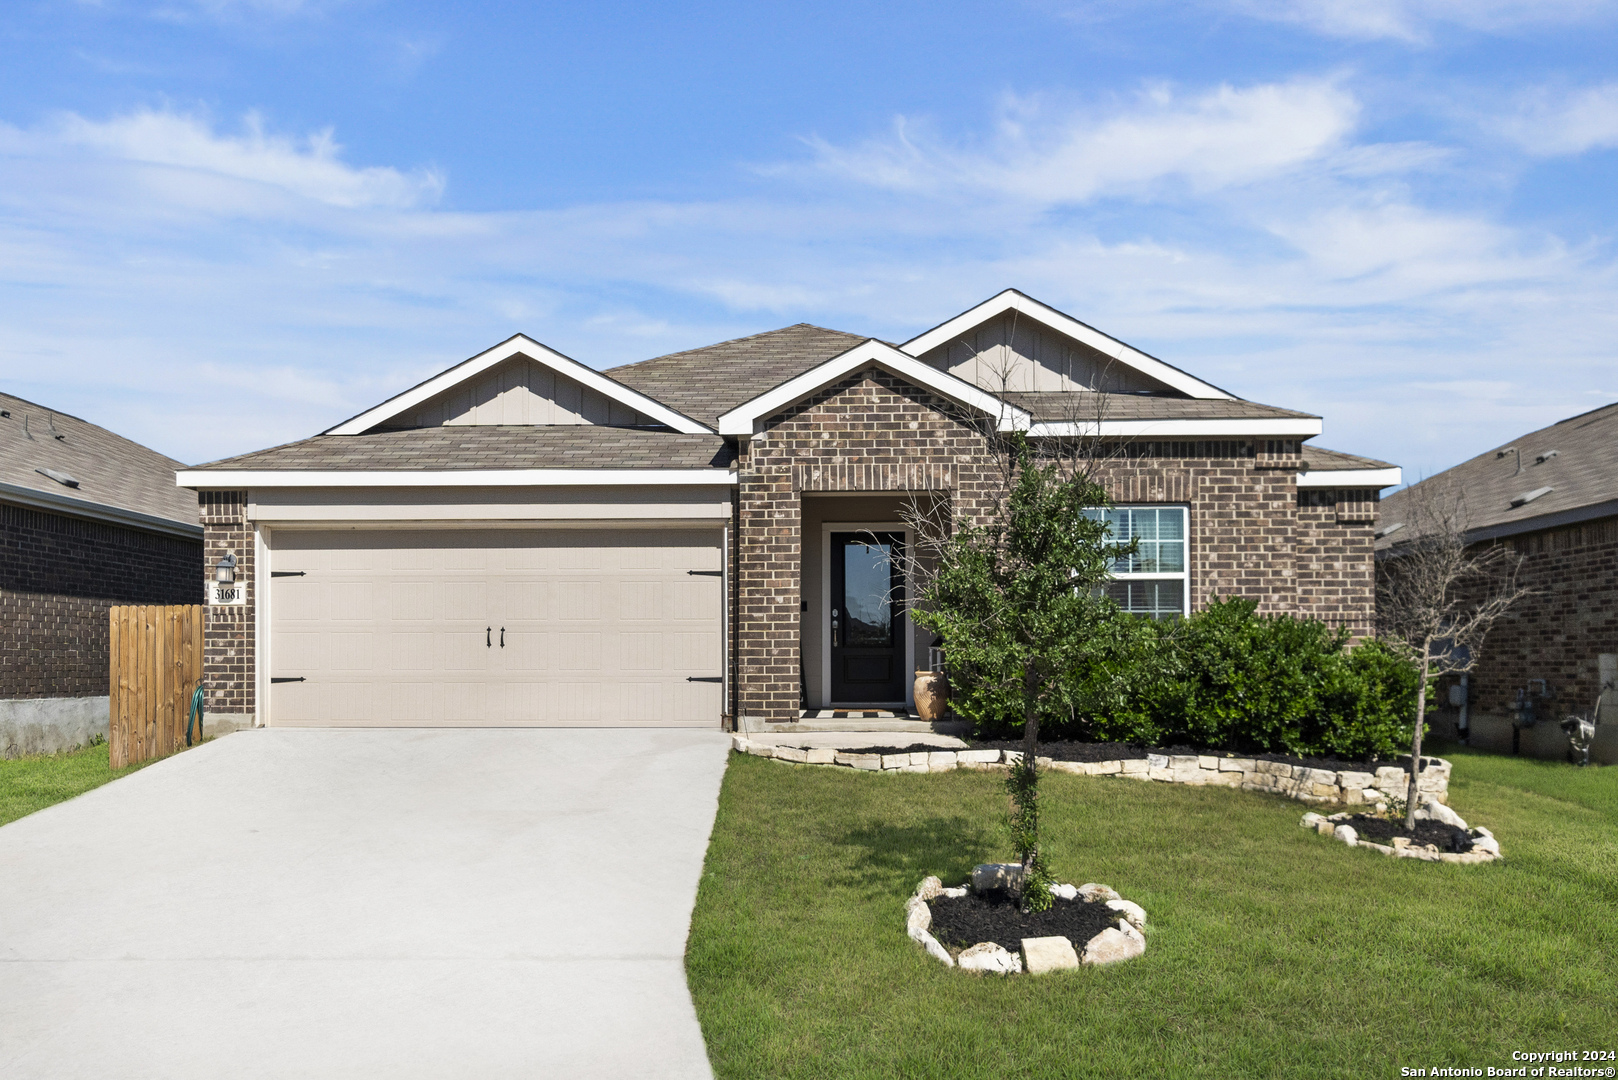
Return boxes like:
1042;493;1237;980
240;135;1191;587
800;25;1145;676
0;391;197;526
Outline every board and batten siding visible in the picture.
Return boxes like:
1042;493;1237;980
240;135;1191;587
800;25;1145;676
391;357;654;429
915;311;1172;395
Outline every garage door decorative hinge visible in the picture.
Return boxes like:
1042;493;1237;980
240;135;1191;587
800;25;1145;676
686;570;722;576
686;676;723;683
270;677;306;683
270;571;305;577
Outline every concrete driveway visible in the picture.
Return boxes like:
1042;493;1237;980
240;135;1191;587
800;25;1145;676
0;728;731;1079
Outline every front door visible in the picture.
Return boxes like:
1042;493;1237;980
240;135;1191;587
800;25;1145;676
830;531;906;704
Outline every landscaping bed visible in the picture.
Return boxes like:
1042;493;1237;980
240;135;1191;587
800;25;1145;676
928;888;1119;953
1341;814;1473;853
969;739;1443;775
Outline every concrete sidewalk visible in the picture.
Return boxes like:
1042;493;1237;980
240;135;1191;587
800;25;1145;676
0;728;731;1079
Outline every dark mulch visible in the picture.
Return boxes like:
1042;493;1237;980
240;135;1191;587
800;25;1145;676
972;740;1149;762
928;889;1121;953
1343;814;1474;853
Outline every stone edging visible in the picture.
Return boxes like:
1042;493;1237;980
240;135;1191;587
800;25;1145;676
905;869;1147;975
1301;807;1502;864
733;735;1452;806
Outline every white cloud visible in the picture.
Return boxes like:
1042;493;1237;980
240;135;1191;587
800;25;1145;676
802;79;1360;205
1495;83;1618;156
1228;0;1618;42
5;110;444;211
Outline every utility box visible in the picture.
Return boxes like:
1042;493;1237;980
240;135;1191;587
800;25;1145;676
1601;654;1617;724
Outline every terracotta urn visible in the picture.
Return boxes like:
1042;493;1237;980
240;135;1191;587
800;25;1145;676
913;670;949;723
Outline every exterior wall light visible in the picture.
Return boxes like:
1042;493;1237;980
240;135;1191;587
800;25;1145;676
215;553;237;583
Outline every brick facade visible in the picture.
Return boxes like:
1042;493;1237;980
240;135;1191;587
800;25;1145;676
199;491;256;718
1455;515;1618;719
733;369;1382;724
0;502;202;698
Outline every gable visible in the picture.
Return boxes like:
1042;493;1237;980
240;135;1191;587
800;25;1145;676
324;334;710;436
913;311;1177;395
383;357;656;429
901;289;1234;401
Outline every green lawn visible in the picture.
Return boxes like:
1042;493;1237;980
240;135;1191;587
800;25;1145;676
0;740;155;827
686;745;1618;1079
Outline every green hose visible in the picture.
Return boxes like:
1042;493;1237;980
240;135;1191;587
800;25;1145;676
187;682;205;746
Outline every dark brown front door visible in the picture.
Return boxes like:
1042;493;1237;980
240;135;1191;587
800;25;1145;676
830;531;905;704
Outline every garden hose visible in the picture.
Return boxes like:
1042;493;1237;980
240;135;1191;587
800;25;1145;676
187;682;205;746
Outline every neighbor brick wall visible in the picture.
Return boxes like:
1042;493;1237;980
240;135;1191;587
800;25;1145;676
0;502;202;697
199;491;255;718
1450;515;1618;718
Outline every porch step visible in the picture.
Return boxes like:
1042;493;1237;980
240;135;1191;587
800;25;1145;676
743;712;970;735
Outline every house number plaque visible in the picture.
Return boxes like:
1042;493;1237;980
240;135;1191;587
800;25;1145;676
208;580;247;606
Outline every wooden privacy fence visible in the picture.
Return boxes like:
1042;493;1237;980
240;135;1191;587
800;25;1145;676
109;605;204;769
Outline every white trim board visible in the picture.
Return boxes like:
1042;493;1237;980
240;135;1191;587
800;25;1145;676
819;521;916;710
324;334;712;436
716;339;1032;436
1028;418;1323;439
1296;467;1401;489
900;289;1235;401
178;469;737;489
0;480;202;540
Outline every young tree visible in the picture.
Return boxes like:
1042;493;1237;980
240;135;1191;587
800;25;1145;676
908;433;1130;910
1376;485;1532;830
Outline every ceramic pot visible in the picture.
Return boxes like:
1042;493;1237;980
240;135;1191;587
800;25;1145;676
914;670;949;723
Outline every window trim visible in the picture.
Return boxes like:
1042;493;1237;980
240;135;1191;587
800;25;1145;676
1090;504;1190;618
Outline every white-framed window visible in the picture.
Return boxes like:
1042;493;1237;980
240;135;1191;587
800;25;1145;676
1085;505;1189;619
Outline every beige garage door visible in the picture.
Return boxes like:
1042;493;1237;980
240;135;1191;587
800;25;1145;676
268;528;724;727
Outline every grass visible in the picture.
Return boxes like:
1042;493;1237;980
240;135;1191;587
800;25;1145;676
0;740;155;827
686;743;1618;1079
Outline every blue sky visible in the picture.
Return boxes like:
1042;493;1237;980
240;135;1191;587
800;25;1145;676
1;0;1615;479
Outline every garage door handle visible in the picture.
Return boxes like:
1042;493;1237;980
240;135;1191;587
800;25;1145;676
687;676;723;683
271;677;305;683
486;627;492;648
687;570;722;576
500;627;505;648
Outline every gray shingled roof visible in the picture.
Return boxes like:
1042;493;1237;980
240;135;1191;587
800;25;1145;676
1301;446;1395;472
998;391;1318;423
1378;401;1618;547
190;426;736;471
606;324;870;428
0;391;198;528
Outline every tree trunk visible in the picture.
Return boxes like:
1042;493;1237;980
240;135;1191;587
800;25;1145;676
1020;658;1039;901
1404;647;1430;832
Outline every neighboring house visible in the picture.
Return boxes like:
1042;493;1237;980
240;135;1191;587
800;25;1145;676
1;393;203;756
177;290;1400;731
1377;402;1618;763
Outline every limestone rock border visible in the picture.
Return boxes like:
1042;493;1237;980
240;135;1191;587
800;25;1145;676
1300;805;1501;864
734;735;1452;806
906;872;1147;975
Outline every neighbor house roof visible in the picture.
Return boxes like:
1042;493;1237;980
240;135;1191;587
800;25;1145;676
1378;401;1618;547
607;324;870;429
0;391;200;537
998;391;1317;423
187;426;735;472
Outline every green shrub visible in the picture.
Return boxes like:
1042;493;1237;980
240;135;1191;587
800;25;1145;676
956;596;1420;759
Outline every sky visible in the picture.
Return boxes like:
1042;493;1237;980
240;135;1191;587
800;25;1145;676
1;1;1615;479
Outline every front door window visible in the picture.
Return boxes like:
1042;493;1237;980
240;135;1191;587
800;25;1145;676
830;532;905;704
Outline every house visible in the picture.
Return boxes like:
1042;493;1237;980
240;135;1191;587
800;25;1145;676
177;290;1400;731
1377;402;1618;764
1;393;203;757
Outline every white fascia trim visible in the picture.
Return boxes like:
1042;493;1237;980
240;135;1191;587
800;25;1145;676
177;469;737;488
1297;467;1402;489
324;334;711;436
899;289;1235;401
1027;417;1324;439
0;480;202;539
715;340;1032;436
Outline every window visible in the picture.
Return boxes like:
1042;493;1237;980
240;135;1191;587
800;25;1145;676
1085;505;1188;619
